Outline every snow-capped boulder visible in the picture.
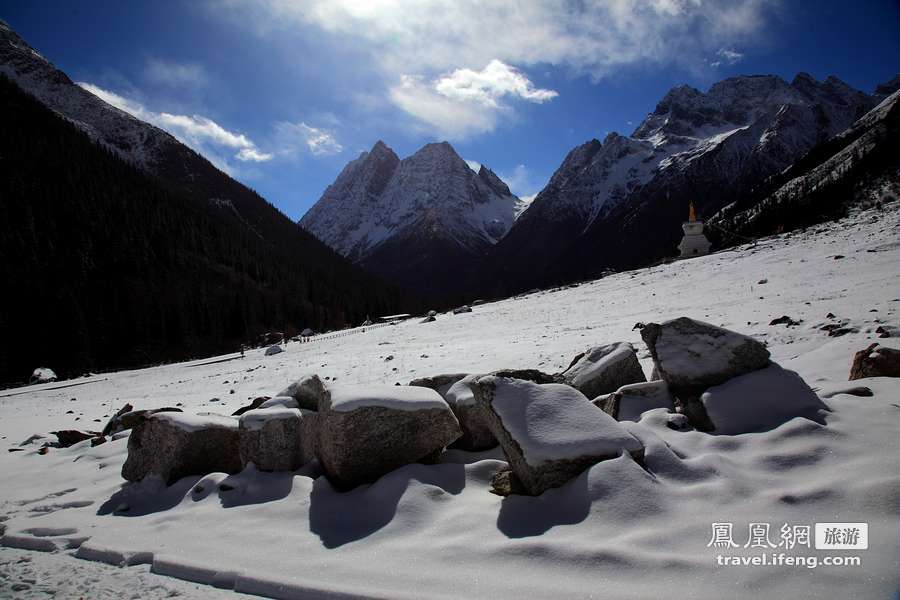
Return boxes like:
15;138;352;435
238;408;315;472
102;407;183;436
700;364;828;434
264;345;283;356
557;342;646;398
276;374;328;411
29;367;57;384
849;343;900;380
408;373;468;397
315;385;462;489
472;376;644;496
594;380;675;422
258;396;300;410
122;413;241;485
452;305;473;314
640;317;770;430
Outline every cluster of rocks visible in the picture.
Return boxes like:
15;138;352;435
118;317;838;496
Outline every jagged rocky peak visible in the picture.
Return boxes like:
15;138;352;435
874;74;900;99
301;139;524;262
477;165;513;198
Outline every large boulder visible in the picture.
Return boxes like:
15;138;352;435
443;375;497;450
640;317;770;430
238;408;316;472
472;376;644;496
276;374;329;410
849;343;900;380
264;345;284;356
700;364;828;434
594;380;675;422
556;342;646;398
121;413;241;485
315;385;462;489
409;371;496;451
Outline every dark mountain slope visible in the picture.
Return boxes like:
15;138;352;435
0;75;408;383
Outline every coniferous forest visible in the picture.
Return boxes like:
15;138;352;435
0;75;416;384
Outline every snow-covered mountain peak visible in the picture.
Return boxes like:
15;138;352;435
300;140;525;264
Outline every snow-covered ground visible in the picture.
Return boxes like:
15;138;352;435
1;205;899;599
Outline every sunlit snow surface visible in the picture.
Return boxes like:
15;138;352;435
1;206;899;599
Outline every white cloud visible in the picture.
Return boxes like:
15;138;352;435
233;0;776;138
434;60;557;108
710;47;745;67
78;82;273;166
388;75;497;139
274;121;343;156
246;0;774;77
144;58;208;87
236;147;275;162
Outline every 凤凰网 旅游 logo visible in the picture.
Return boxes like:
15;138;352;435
707;522;868;550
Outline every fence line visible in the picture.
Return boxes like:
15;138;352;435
296;321;398;344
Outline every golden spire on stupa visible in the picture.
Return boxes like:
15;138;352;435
688;200;697;222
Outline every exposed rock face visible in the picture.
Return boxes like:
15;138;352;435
849;343;900;380
442;375;497;451
557;342;646;399
472;376;643;496
277;375;329;411
700;364;828;434
238;408;316;472
264;345;283;356
122;413;241;484
315;385;462;489
641;317;770;430
594;380;674;421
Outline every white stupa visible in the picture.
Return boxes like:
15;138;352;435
678;201;711;257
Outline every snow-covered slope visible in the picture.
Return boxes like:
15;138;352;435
301;141;525;260
484;73;878;295
1;203;899;599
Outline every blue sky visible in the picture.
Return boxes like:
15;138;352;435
2;0;898;219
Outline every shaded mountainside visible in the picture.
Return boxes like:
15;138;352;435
0;74;411;383
475;73;884;297
301;140;526;302
710;90;900;239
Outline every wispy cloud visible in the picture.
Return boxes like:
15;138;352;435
78;82;272;169
144;58;208;87
710;47;745;67
274;121;343;156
